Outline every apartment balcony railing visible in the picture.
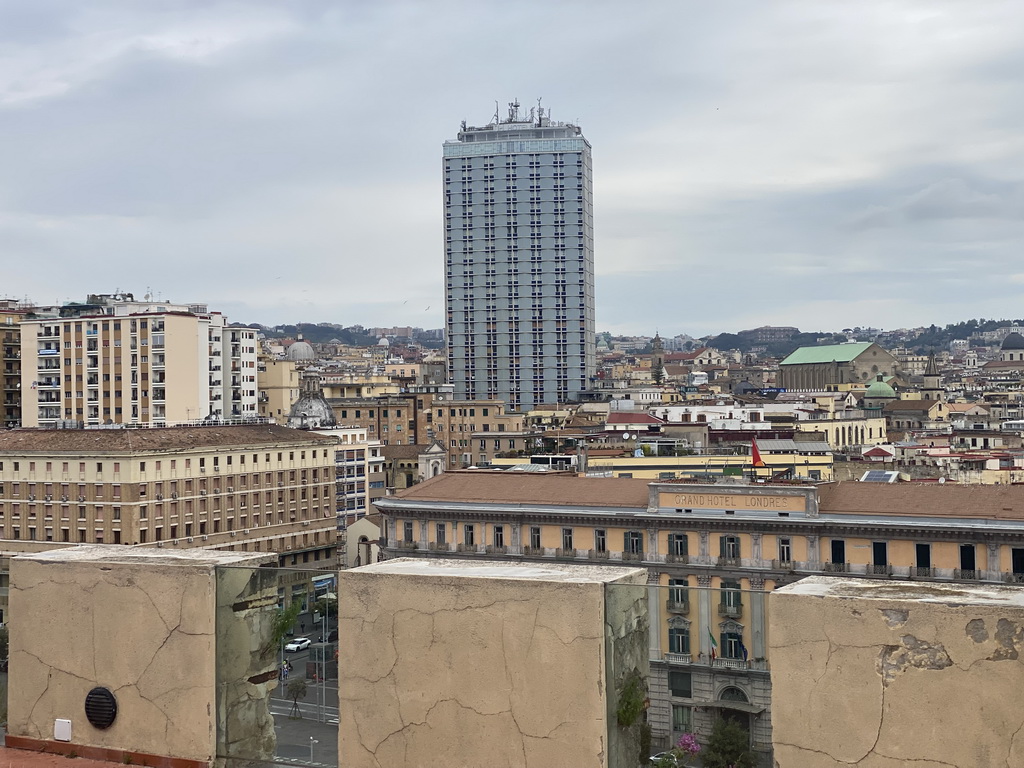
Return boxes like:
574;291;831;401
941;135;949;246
1004;573;1024;584
521;546;543;556
954;568;979;580
822;562;848;573
665;553;690;564
717;556;741;568
396;541;418;551
718;602;742;618
485;545;508;555
663;652;692;665
868;564;893;576
622;551;644;562
555;547;577;559
666;599;689;615
909;566;936;578
588;549;610;560
456;543;479;553
427;542;451;552
773;559;795;571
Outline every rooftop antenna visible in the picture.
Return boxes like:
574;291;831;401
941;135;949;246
507;98;520;122
493;100;500;124
536;97;543;124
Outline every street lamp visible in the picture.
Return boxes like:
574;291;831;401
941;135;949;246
310;737;318;762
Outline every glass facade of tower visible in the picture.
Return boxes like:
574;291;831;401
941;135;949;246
443;108;595;412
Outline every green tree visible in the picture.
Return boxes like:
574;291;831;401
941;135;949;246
652;360;665;385
0;627;8;660
701;718;756;768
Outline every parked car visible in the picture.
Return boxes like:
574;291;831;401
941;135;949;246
284;637;312;652
649;752;684;767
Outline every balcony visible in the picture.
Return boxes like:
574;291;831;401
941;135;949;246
427;542;451;552
868;564;893;576
909;566;936;578
485;545;508;555
555;547;576;559
718;601;742;618
717;556;741;568
396;541;418;551
822;562;848;573
521;546;543;556
1004;573;1024;584
622;551;644;562
588;549;609;560
666;599;689;614
664;652;692;665
954;568;979;580
773;559;794;571
664;553;689;564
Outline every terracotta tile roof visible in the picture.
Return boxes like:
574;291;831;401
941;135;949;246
818;481;1024;520
0;425;337;454
393;470;651;508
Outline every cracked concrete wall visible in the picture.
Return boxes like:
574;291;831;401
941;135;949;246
7;547;271;765
337;559;647;768
770;576;1024;768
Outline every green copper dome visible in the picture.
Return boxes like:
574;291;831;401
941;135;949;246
865;374;896;399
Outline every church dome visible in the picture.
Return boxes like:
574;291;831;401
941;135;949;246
286;340;315;361
1002;332;1024;351
377;336;390;347
865;375;896;399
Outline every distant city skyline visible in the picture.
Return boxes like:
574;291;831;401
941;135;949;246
2;2;1023;336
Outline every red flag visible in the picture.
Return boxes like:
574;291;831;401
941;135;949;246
751;438;766;468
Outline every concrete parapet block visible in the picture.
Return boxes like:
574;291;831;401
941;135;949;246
770;576;1024;768
6;546;274;768
338;558;648;768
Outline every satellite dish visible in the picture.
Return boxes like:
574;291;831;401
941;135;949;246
623;432;632;440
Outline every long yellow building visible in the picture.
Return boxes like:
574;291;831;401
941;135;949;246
376;472;1024;761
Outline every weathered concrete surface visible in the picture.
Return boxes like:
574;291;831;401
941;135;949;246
770;577;1024;768
338;558;648;768
7;546;271;765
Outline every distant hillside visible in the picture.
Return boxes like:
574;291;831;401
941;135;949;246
897;319;1024;353
706;330;841;359
238;323;378;346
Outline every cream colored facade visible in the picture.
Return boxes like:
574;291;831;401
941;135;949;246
258;358;299;422
20;309;258;427
338;559;648;768
794;415;888;449
771;577;1024;767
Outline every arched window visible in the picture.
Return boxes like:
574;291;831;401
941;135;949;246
720;686;748;702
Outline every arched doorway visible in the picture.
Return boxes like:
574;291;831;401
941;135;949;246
718;686;751;732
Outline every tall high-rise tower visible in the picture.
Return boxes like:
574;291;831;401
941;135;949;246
443;100;595;412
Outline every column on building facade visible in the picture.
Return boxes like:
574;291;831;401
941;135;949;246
647;570;662;660
987;543;1000;577
749;576;766;660
419;520;428;549
385;519;396;548
510;523;521;554
807;534;819;567
751;533;762;564
699;531;709;563
697;574;712;661
647;528;659;562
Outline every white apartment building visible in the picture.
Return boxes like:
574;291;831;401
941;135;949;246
20;297;258;427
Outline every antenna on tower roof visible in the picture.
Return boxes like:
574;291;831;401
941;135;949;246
493;100;499;124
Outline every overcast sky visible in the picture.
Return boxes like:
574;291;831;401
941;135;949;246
2;1;1023;337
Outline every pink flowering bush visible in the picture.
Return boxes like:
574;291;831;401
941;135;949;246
675;733;701;757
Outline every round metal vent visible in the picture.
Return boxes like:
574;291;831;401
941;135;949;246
84;687;117;730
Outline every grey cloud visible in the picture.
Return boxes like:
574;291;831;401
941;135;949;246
851;178;1022;229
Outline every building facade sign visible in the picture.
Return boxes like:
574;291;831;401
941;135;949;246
660;491;805;512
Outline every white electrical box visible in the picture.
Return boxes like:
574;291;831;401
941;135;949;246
54;718;72;742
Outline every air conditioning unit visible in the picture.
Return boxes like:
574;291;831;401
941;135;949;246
200;468;206;473
78;496;85;502
171;492;178;499
28;494;35;501
243;529;249;534
227;487;233;493
278;481;284;487
156;541;163;548
202;535;208;541
61;495;68;502
44;495;52;502
187;537;194;543
302;520;309;526
173;539;179;545
200;490;207;496
230;531;236;537
155;494;163;500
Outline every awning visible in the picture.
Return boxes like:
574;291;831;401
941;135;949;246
704;700;765;715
